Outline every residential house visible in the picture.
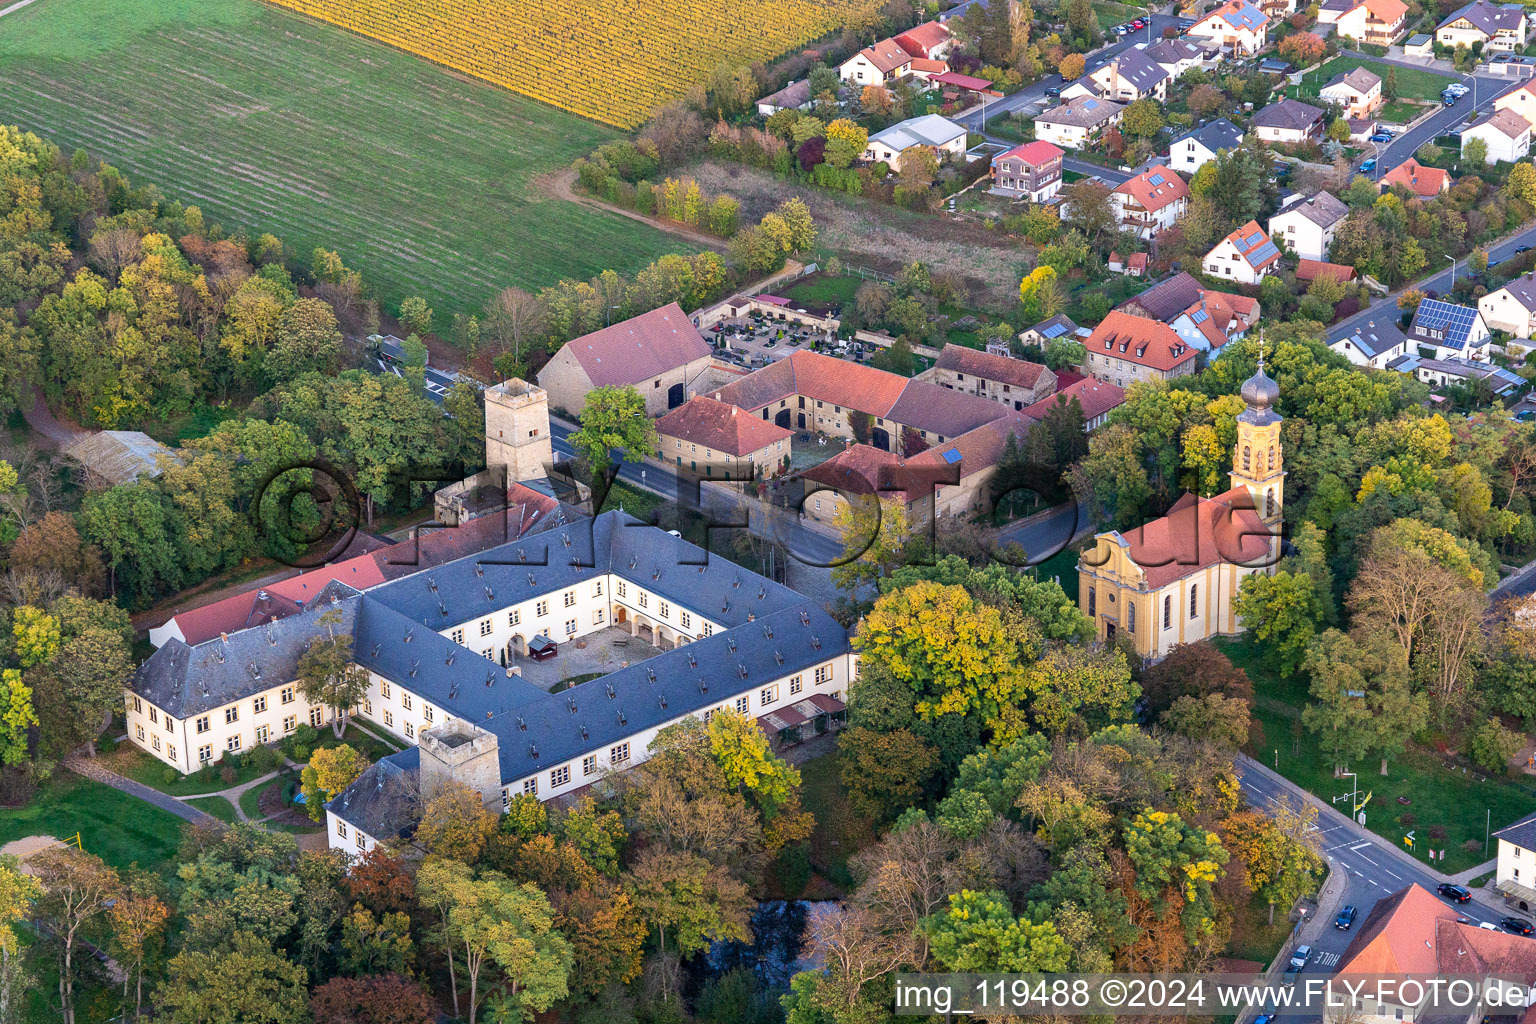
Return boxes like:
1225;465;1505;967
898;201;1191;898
1416;356;1525;396
922;345;1059;411
906;57;951;82
1378;156;1453;197
989;139;1064;201
1142;37;1208;79
1034;95;1124;149
1018;313;1090;348
1250;99;1326;143
1346;117;1379;143
1117;271;1207;321
1169;118;1244;174
1259;0;1298;20
757;79;813;116
1022;377;1127;430
1085;47;1170;102
1186;0;1270;55
1496;80;1536;123
862;114;968;170
1108;252;1150;276
537;302;715;417
1318;67;1383;119
1462;108;1532;164
1111;166;1191;240
1494;811;1536;913
1203;221;1282;284
1318;0;1353;23
1078;365;1282;658
1329;318;1410;368
1436;0;1528;51
1083;311;1200;386
1480;268;1536;336
654;395;793;481
1407;297;1491;359
1267;190;1349;261
893;20;953;59
1168;290;1260;352
1334;0;1409;44
1295;259;1357;285
838;38;914;86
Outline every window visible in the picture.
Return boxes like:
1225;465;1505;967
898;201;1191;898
424;706;434;723
761;685;777;706
638;592;648;609
593;581;603;597
508;610;520;627
401;693;412;711
735;696;750;715
364;700;372;715
281;686;294;704
131;696;141;713
357;833;368;851
384;711;394;727
479;619;492;636
283;715;297;733
680;611;691;630
523;777;538;795
167;743;176;761
152;735;160;751
310;707;324;727
225;707;239;724
790;674;802;695
536;599;548;616
199;745;212;763
551;765;570;787
482;648;494;660
451;628;464;644
149;707;158;724
252;696;266;714
565;619;577;635
583;755;597;777
405;723;415;739
503;790;511;809
165;715;173;733
256;724;271;744
337;820;348;839
703;623;713;637
135;725;145;741
610;742;630;765
1190;584;1199;619
1242;445;1251;471
1088;588;1096;617
227;735;242;752
659;600;670;618
380;682;391;699
593;609;605;625
1127;602;1136;633
617;581;626;598
815;665;832;685
564;590;575;608
1164;595;1172;630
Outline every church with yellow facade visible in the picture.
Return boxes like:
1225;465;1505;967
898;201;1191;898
1076;361;1285;660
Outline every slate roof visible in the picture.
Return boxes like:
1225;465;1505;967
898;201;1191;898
1273;190;1348;229
1103;46;1169;92
759;79;812;109
1494;809;1536;852
63;431;180;485
1439;0;1525;35
1409;298;1483;349
1334;318;1406;358
1321;67;1381;96
1171;117;1244;154
328;747;421;841
1418;357;1525;392
1022;377;1126;422
1251;98;1325;131
867;113;966;151
655;396;793;456
556;303;712;389
1026;313;1086;340
934;345;1053;390
1114;166;1191;213
1117;272;1207;322
1106;489;1274;588
1144;37;1205;66
1038;95;1124;128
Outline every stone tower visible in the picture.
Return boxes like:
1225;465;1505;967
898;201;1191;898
1229;351;1285;527
485;378;554;484
418;719;502;808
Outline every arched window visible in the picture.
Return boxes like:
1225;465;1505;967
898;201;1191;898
1268;445;1276;471
1088;588;1096;617
1189;584;1198;619
1265;487;1274;518
1127;602;1136;633
1163;595;1172;630
1242;445;1251;472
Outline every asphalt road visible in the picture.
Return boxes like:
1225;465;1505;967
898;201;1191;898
1364;69;1520;185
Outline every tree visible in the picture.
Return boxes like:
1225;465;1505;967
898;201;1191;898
1122;98;1165;140
1059;52;1086;79
156;932;308;1024
625;847;751;961
295;609;369;738
341;848;418;918
922;889;1070;972
9;512;104;597
1506;162;1536;206
0;672;35;768
300;744;371;822
31;624;131;757
311;974;437;1024
1188;84;1225;117
443;872;572;1024
1018;266;1061;323
829;496;914;594
108;874;171;1024
1161;692;1251;750
1066;0;1096;38
1384;67;1398;101
1469;716;1523;772
268;298;343;382
570;385;657;506
861;84;893;115
1277;32;1326;65
1234;571;1320;678
1465;136;1488;167
1302;629;1428;776
838;725;939;822
397;296;433;336
870;336;917;376
340;904;415;978
418;781;498;864
0;858;40;1024
1060;180;1115;241
556;798;627;877
706;710;803;819
1220;807;1321;921
417;858;474;1020
31;847;120;1024
485;287;547;368
11;606;57;668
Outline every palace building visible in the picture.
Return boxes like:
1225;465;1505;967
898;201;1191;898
1076;361;1284;660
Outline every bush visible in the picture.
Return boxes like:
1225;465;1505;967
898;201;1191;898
219;764;237;785
247;745;280;775
161;767;178;786
1468;716;1523;772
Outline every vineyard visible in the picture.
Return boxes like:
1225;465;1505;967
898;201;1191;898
261;0;866;128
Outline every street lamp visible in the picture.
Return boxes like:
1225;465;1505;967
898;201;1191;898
605;303;621;327
1446;253;1457;289
1340;771;1361;822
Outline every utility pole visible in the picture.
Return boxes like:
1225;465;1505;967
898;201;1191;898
1487;807;1492;856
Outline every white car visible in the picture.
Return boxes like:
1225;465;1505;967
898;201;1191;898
1448;83;1469;96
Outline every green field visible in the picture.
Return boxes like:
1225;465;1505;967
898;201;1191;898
0;0;691;318
1296;57;1451;104
0;774;185;871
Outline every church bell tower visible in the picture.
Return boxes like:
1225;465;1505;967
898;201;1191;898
1229;346;1285;527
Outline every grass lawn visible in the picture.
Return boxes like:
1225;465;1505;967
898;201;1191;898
1029;543;1083;602
782;273;864;310
1226;892;1310;968
186;795;239;824
0;774;184;872
1379;99;1431;125
106;746;275;796
0;0;690;321
239;776;286;821
1217;637;1534;873
1297;57;1450;103
800;748;879;891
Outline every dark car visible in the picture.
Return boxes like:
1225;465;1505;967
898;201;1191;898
1438;883;1473;903
1336;905;1358;930
1045;86;1062;98
1517;410;1536;422
1501;917;1534;936
1518;245;1533;254
526;634;558;661
1281;966;1302;987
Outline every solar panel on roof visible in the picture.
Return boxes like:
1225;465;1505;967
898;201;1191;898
1191;309;1209;325
1248;242;1280;266
1149;173;1165;185
941;448;963;464
1245;231;1266;247
1084;99;1098;109
1041;322;1068;339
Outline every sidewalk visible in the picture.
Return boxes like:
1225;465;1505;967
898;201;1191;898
65;757;219;827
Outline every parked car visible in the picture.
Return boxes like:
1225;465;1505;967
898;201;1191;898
1481;921;1500;930
527;634;559;661
1516;410;1536;422
1516;245;1532;254
1500;917;1534;936
1438;883;1473;903
1443;91;1459;105
1045;86;1062;98
1336;906;1358;930
1289;945;1312;969
1370;133;1393;143
1281;966;1302;986
1132;18;1146;27
1449;82;1469;94
1360;158;1377;173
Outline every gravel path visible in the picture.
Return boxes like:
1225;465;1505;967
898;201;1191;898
65;757;220;827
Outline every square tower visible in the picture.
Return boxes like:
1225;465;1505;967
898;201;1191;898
486;378;554;484
418;719;502;808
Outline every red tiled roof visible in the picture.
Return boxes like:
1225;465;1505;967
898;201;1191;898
1085;311;1198;372
1379;157;1451;197
1118;489;1273;588
370;482;565;580
995;140;1064;166
931;71;996;92
1023;377;1126;422
909;57;949;74
1113;165;1191;213
799;444;903;497
1220;220;1281;271
894;20;950;57
856;38;914;74
934;345;1052;390
168;554;388;646
561;302;712;388
655;395;792;456
1295;259;1357;282
1337;884;1467;976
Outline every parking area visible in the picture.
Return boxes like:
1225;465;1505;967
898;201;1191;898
708;314;828;369
510;626;666;691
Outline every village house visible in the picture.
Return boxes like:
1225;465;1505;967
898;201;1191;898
1107;252;1149;277
1142;37;1208;79
1294;259;1356;286
862;113;968;170
1436;0;1528;51
536;303;715;417
1034;95;1124;149
1479;268;1536;337
756;79;813;116
1084;47;1170;102
1111;166;1191;239
1186;0;1270;55
1169;118;1244;174
1462;108;1532;164
1267;190;1349;262
989;139;1064;201
1203;221;1281;284
1333;0;1408;44
1407;297;1491;360
921;345;1058;410
1414;356;1526;397
1168;290;1260;353
1078;364;1282;658
1494;811;1536;912
1496;81;1536;124
893;20;953;60
838;37;913;86
1018;313;1090;348
1084;311;1200;386
1329;318;1411;369
1378;156;1452;197
1117;271;1205;321
1318;67;1383;119
1022;377;1127;431
654;395;793;482
1249;98;1326;143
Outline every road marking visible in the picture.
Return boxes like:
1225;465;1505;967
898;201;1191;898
1348;842;1373;851
1382;868;1402;881
1354;871;1364;878
1317;952;1341;968
1368;879;1378;886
